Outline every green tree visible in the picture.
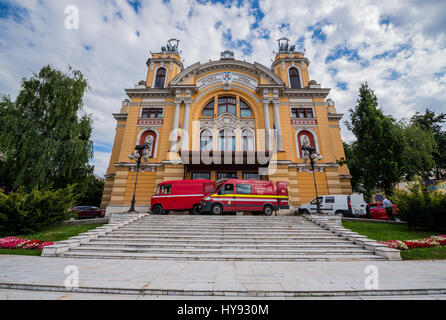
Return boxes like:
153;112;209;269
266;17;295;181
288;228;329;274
410;109;446;179
344;83;407;195
76;175;105;207
400;123;437;180
0;65;93;191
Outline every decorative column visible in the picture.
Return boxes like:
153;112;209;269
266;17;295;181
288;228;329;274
263;100;271;150
170;98;181;151
182;98;191;150
273;99;283;151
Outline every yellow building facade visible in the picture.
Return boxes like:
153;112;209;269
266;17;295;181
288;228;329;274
101;38;352;214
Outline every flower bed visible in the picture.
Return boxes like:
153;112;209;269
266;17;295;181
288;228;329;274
0;237;54;250
379;235;446;250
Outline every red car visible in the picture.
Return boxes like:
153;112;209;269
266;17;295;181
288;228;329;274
70;206;105;219
365;203;400;221
151;179;216;215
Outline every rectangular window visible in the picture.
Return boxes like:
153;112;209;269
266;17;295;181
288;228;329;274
159;184;171;195
325;196;335;203
236;184;252;194
141;108;164;118
290;107;314;118
217;172;236;180
192;172;210;180
243;172;260;180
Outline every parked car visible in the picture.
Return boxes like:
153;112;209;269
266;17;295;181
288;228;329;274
198;178;289;215
362;203;400;221
299;193;367;216
150;179;216;215
70;206;105;219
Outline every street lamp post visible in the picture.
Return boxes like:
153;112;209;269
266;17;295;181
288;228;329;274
127;143;150;213
301;145;323;214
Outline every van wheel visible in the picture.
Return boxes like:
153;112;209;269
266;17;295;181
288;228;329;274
192;204;201;215
211;204;223;215
263;205;273;216
152;204;163;215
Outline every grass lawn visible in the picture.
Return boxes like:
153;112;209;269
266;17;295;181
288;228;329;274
343;221;446;260
0;223;104;256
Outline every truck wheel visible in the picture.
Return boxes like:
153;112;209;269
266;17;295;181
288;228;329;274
192;204;201;215
263;204;273;216
211;203;223;215
152;204;163;215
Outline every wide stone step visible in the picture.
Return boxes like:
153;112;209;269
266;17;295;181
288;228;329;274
108;231;335;237
98;234;343;241
84;241;360;250
95;237;353;245
70;246;374;255
60;251;386;261
119;226;326;231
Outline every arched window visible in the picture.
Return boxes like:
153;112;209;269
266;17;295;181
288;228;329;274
139;130;157;158
218;130;235;151
218;96;236;116
154;67;166;88
242;129;254;151
240;100;252;117
201;100;214;117
200;130;212;151
289;67;301;89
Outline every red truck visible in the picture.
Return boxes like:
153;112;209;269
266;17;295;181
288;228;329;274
198;178;289;215
150;179;216;215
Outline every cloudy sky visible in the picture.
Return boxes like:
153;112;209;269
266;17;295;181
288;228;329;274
1;0;446;177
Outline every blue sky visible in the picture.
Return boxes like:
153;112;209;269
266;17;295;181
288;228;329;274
1;0;446;177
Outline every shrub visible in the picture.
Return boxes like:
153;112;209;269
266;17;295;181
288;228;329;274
0;185;78;235
391;181;446;232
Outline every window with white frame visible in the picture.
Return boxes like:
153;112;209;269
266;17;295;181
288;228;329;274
241;129;254;151
200;130;213;151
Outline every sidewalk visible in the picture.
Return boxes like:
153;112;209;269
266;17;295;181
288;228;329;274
1;255;446;298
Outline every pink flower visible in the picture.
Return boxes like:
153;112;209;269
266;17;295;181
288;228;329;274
0;237;54;250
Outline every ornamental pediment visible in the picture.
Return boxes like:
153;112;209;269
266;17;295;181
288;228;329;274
169;60;284;89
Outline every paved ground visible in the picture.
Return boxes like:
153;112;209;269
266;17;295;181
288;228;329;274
1;255;446;299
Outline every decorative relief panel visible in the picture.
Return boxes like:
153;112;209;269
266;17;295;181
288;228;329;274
137;119;164;126
291;119;318;126
196;72;258;91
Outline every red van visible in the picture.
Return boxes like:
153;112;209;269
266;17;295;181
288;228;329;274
150;179;216;215
198;178;289;215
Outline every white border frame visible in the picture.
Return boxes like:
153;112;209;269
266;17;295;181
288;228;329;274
241;128;255;151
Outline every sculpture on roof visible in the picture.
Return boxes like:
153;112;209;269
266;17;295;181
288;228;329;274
277;37;296;53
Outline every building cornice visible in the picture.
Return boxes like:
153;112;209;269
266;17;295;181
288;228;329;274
146;57;184;71
283;88;330;98
271;57;310;69
327;113;344;121
125;88;173;99
113;113;127;121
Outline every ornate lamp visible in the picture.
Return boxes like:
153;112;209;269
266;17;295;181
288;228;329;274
127;143;150;213
301;145;323;214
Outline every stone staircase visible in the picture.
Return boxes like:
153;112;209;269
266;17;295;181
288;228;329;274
45;215;399;261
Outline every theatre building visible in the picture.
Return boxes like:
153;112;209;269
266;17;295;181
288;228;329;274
101;38;352;214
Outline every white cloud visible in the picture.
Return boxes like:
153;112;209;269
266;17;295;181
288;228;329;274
1;0;446;174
